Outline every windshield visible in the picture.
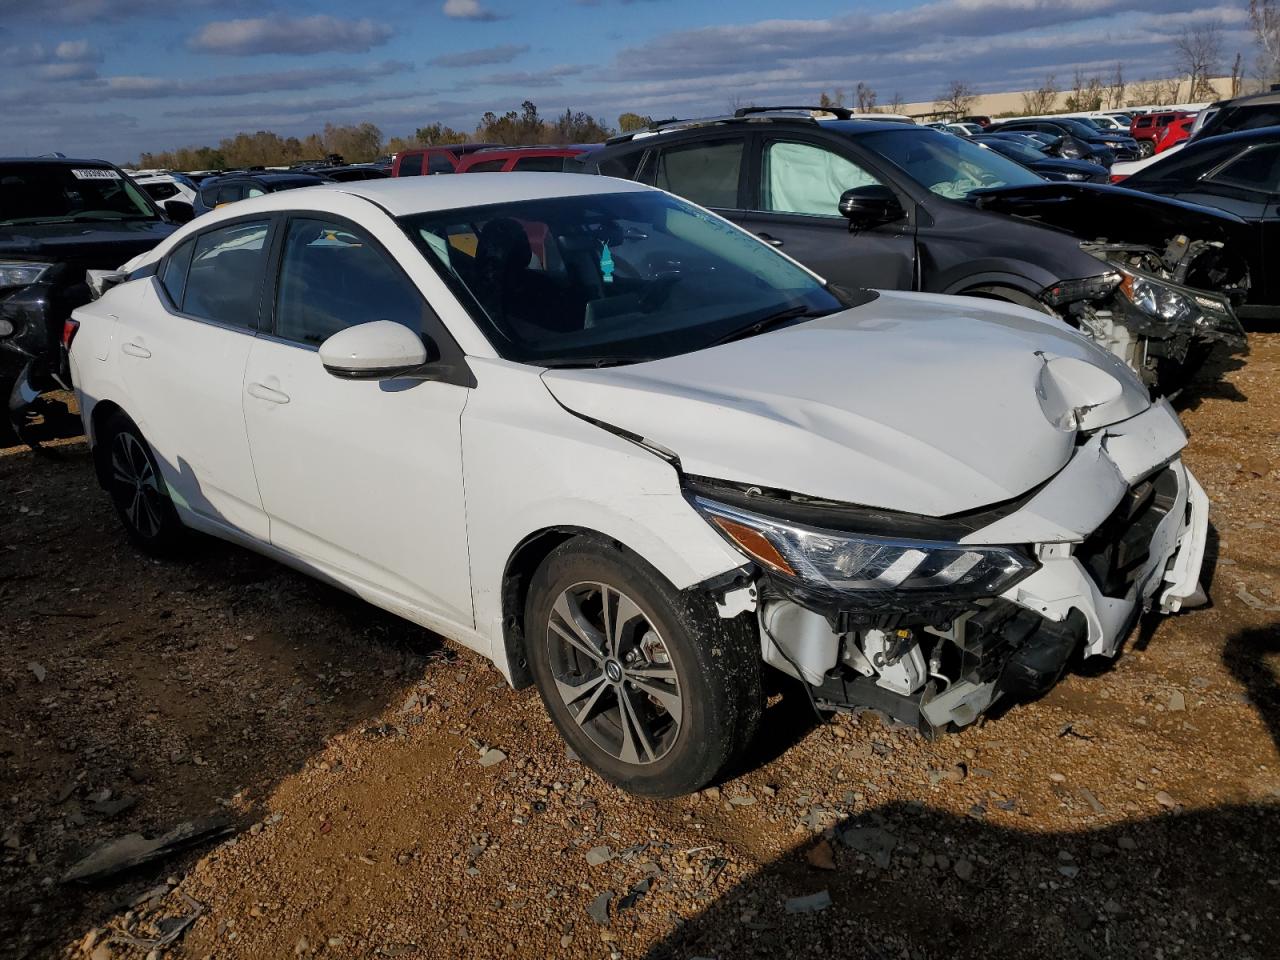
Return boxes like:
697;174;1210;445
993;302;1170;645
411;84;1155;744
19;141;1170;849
0;163;158;225
1056;118;1107;139
977;138;1043;163
860;129;1043;200
399;191;858;366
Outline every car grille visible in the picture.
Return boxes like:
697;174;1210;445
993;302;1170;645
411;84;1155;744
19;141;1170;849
1076;467;1179;598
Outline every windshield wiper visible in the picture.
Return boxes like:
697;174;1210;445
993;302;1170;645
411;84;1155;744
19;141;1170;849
3;214;158;226
537;356;656;369
707;304;828;348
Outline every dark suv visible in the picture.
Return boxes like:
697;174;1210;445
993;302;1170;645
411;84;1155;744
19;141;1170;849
1;157;175;444
582;107;1248;391
192;171;329;217
990;117;1141;164
1193;91;1280;142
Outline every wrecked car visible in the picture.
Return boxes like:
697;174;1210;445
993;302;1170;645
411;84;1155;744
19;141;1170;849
69;175;1208;798
0;157;175;446
581;107;1248;392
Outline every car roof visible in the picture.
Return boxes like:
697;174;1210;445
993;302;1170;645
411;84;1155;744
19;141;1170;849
338;172;648;215
1188;124;1280;150
1213;90;1280;109
0;157;115;166
468;144;602;158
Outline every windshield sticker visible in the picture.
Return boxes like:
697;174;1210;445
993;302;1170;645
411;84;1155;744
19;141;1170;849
71;168;121;180
600;242;614;284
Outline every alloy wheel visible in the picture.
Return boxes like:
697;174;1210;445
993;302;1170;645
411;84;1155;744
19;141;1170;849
546;581;682;765
109;430;164;539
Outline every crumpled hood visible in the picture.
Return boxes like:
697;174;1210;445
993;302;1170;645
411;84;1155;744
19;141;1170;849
541;291;1151;516
0;219;176;270
973;182;1247;247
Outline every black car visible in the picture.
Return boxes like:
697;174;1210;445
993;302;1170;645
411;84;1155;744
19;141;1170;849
1122;126;1280;322
0;157;175;443
302;165;388;182
583;107;1248;390
991;117;1141;164
1193;91;1280;143
192;171;329;217
971;134;1109;183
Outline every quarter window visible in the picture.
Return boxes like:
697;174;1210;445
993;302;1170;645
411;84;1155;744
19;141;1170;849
400;153;424;176
1208;145;1280;193
427;153;455;174
466;159;508;172
181;220;270;329
653;140;743;209
762;141;882;216
514;155;568;172
274;218;425;346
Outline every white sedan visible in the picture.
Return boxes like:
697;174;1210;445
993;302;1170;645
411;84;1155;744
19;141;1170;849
70;174;1208;796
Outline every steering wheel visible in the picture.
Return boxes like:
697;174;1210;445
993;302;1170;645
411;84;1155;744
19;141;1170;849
638;269;684;312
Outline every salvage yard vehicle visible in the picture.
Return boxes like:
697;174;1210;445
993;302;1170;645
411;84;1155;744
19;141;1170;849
70;174;1208;797
0;156;175;445
583;107;1247;391
991;117;1141;164
1121;126;1280;322
192;171;329;217
970;134;1109;183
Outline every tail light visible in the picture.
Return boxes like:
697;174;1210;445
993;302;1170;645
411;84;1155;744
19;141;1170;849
1109;174;1127;184
62;318;80;349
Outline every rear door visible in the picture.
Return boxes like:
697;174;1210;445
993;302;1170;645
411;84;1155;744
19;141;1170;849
114;217;271;539
241;212;474;629
733;134;916;290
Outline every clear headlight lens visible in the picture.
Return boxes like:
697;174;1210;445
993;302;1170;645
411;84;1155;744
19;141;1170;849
1119;271;1195;323
691;497;1037;602
1062;172;1088;181
0;261;53;290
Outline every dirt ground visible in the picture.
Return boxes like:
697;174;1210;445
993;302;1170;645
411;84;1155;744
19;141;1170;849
2;337;1278;960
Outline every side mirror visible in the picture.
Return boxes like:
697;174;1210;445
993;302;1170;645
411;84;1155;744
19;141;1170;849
164;200;195;224
838;185;905;229
86;268;127;301
319;320;431;380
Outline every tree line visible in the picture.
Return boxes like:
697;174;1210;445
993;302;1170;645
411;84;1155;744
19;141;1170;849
136;102;626;170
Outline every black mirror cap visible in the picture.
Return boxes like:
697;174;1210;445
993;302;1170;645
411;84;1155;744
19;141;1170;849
838;185;905;227
165;200;195;225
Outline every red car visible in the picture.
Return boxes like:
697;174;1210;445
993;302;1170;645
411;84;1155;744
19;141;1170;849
455;145;601;173
1130;111;1191;157
392;144;496;176
1154;115;1195;154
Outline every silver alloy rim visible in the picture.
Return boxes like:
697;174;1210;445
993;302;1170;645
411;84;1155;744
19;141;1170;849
110;431;163;539
547;581;682;765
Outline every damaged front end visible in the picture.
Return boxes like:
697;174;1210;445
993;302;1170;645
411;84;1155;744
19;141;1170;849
687;400;1208;735
1045;236;1247;391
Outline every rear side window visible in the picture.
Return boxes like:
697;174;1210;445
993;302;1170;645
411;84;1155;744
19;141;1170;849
181;221;270;329
597;149;646;180
274;218;426;346
427;153;455;174
215;184;244;206
513;155;568;172
1136;117;1152;129
143;182;179;201
160;239;195;307
399;153;424;176
653;139;744;209
466;159;507;172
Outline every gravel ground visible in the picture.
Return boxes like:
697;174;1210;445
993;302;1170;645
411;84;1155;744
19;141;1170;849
1;337;1278;960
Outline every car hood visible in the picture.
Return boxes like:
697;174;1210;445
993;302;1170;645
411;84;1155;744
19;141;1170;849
540;291;1151;517
973;182;1246;246
0;219;176;270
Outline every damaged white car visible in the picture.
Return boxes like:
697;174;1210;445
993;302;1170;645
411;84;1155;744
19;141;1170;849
69;175;1208;797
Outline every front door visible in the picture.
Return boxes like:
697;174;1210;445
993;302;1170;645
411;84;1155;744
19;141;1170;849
733;137;916;290
241;215;474;630
114;218;271;540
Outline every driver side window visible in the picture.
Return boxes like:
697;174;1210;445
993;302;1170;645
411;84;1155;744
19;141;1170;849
274;218;426;346
762;141;882;217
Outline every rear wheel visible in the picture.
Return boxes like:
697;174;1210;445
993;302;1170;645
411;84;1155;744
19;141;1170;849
100;412;185;554
525;536;761;797
1137;141;1155;159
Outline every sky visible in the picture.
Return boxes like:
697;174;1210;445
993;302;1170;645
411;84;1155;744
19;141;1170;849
0;0;1255;163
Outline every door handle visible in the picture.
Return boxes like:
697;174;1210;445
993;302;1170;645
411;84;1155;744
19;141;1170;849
247;382;290;405
757;232;784;247
121;341;151;359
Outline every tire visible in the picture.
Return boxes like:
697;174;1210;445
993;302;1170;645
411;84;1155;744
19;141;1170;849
99;411;186;555
525;536;762;798
1137;141;1154;159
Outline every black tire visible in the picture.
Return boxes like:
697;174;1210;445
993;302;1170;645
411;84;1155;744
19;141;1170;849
526;536;762;798
99;411;186;555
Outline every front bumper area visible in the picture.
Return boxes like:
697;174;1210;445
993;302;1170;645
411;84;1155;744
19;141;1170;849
751;400;1209;733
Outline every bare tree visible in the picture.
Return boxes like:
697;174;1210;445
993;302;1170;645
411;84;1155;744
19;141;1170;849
887;91;906;113
1250;0;1280;84
1064;69;1105;111
1021;73;1058;114
934;80;976;118
1108;63;1126;109
1174;22;1223;101
854;82;877;112
1231;51;1244;96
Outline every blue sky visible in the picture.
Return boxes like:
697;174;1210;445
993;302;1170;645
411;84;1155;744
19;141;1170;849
0;0;1252;162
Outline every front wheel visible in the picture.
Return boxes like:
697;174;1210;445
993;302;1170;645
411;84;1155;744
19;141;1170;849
1137;141;1155;159
99;412;186;555
525;537;761;797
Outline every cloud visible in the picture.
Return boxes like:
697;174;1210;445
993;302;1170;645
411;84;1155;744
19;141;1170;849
0;0;243;24
471;63;586;87
442;0;502;22
95;60;414;99
0;38;101;81
427;43;529;67
189;15;393;56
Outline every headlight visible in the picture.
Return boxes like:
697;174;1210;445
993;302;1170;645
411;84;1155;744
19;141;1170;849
1062;172;1088;181
0;261;53;291
1116;268;1241;341
1041;272;1121;307
691;496;1037;603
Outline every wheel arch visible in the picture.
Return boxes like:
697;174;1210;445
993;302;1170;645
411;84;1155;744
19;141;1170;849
88;399;128;488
